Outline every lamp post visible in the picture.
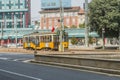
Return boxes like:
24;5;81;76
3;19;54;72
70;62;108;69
59;0;64;52
34;30;38;54
119;27;120;50
14;15;18;48
1;23;3;47
85;0;89;47
102;28;105;50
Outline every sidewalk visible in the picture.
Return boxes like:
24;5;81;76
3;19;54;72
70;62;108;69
0;47;119;55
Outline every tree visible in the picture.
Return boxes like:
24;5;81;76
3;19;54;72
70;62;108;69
64;25;68;28
71;37;78;45
79;23;85;28
71;25;77;28
89;0;120;37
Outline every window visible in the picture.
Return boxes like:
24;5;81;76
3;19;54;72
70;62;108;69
53;35;59;42
66;18;69;25
0;13;2;19
72;18;75;25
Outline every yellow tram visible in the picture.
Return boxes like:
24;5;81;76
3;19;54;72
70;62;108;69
23;32;68;50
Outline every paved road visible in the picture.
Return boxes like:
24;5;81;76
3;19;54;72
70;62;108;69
0;52;34;62
0;52;120;80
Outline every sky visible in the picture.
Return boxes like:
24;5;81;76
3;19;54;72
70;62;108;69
31;0;91;21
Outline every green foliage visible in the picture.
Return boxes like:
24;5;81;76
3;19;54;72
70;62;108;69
89;0;120;37
71;25;77;28
88;36;96;44
89;36;93;44
64;25;68;28
79;23;85;28
71;37;78;45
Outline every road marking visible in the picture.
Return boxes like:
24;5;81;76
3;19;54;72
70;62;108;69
0;69;43;80
0;57;8;60
13;59;21;61
0;57;30;62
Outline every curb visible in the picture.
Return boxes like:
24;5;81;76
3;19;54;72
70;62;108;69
31;60;120;75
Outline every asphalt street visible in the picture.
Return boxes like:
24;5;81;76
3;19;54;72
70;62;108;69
0;52;120;80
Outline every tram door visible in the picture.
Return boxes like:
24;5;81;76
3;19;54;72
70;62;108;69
53;35;59;49
35;36;39;47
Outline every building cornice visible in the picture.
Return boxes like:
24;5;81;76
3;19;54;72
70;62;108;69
39;6;83;13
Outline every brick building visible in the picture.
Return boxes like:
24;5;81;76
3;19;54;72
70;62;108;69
40;6;85;30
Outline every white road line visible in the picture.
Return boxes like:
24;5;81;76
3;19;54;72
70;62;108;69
0;69;43;80
0;57;8;60
13;59;20;61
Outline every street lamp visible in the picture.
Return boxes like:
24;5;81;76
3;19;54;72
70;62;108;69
85;0;89;47
14;15;18;48
119;27;120;50
102;28;105;50
59;0;64;52
0;23;3;47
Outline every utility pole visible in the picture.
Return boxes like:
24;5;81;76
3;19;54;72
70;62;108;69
102;28;105;50
119;27;120;50
1;23;3;47
85;0;89;47
59;0;64;52
14;15;18;48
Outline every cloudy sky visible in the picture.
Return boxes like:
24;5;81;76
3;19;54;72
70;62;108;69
31;0;91;21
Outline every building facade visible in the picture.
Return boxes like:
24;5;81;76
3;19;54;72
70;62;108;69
40;7;85;30
0;0;31;46
0;0;31;29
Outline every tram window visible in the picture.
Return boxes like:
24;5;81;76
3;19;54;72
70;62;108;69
25;37;30;42
49;36;52;42
23;37;26;42
45;36;47;42
36;36;39;41
42;36;45;42
64;35;68;42
29;36;33;42
44;36;47;42
29;36;35;44
40;36;42;42
41;36;45;42
45;36;51;42
39;36;41;42
62;36;64;41
29;36;34;43
42;36;44;42
34;36;39;45
43;36;46;42
53;35;59;42
25;37;27;42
